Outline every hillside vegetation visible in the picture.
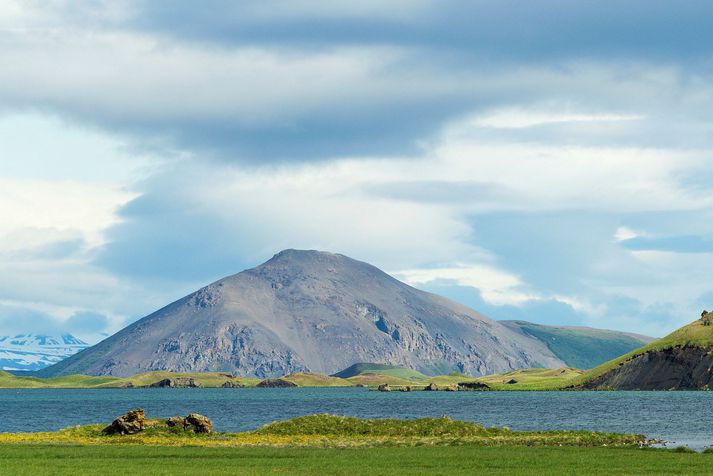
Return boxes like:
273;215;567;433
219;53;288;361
0;365;587;390
501;320;653;369
0;414;647;448
333;363;427;380
573;317;713;388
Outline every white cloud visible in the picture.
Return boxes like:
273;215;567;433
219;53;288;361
470;108;644;129
614;226;640;242
0;178;135;250
394;264;538;306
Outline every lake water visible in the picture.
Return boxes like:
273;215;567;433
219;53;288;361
1;388;711;448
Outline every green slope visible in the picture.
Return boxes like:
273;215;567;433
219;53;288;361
501;320;654;369
575;316;713;386
332;363;428;380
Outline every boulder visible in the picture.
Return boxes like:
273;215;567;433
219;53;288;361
221;380;244;388
444;385;458;391
423;383;439;391
184;413;213;433
701;310;713;326
377;383;391;392
103;408;145;435
167;416;186;428
256;378;298;388
458;381;491;391
400;385;412;392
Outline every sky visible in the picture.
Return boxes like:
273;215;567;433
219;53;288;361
1;1;713;342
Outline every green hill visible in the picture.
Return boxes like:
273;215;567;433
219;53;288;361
282;372;353;387
332;363;428;380
575;314;713;389
500;320;654;369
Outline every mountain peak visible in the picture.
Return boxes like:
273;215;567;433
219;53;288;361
267;249;346;264
39;250;566;378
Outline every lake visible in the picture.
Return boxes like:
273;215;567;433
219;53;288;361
1;388;711;448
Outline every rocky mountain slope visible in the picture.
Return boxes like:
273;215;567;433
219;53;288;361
500;321;653;369
580;313;713;390
0;334;88;371
39;250;570;378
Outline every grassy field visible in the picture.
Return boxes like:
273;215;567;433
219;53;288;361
2;444;711;475
0;414;701;475
0;370;261;389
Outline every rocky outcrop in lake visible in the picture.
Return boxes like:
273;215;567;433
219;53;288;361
256;378;298;388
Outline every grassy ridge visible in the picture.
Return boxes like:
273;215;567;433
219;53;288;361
572;318;713;387
0;367;583;390
0;371;260;389
0;414;647;448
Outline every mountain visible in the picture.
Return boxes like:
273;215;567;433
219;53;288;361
39;249;568;378
499;320;654;369
0;334;89;371
579;313;713;390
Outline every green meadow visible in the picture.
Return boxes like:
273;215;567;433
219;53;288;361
2;445;712;476
0;414;707;475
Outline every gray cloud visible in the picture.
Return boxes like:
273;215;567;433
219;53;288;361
2;1;712;163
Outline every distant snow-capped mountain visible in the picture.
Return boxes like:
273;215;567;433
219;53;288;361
0;334;89;371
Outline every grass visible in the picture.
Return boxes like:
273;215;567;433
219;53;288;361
3;445;713;475
282;372;352;387
573;318;713;387
0;414;647;448
0;367;584;390
345;373;417;387
2;414;701;475
475;368;584;390
333;363;428;380
0;371;261;389
0;445;713;476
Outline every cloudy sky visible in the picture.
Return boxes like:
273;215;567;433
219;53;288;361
2;1;713;342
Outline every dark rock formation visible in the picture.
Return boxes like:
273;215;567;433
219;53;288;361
256;378;298;388
400;385;412;392
164;414;213;433
458;381;490;390
582;345;713;390
149;377;200;388
377;383;391;392
103;409;145;435
221;380;244;388
423;383;439;391
505;379;518;384
184;413;213;433
38;250;565;378
167;416;185;428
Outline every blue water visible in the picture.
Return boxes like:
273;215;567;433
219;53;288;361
1;388;711;448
